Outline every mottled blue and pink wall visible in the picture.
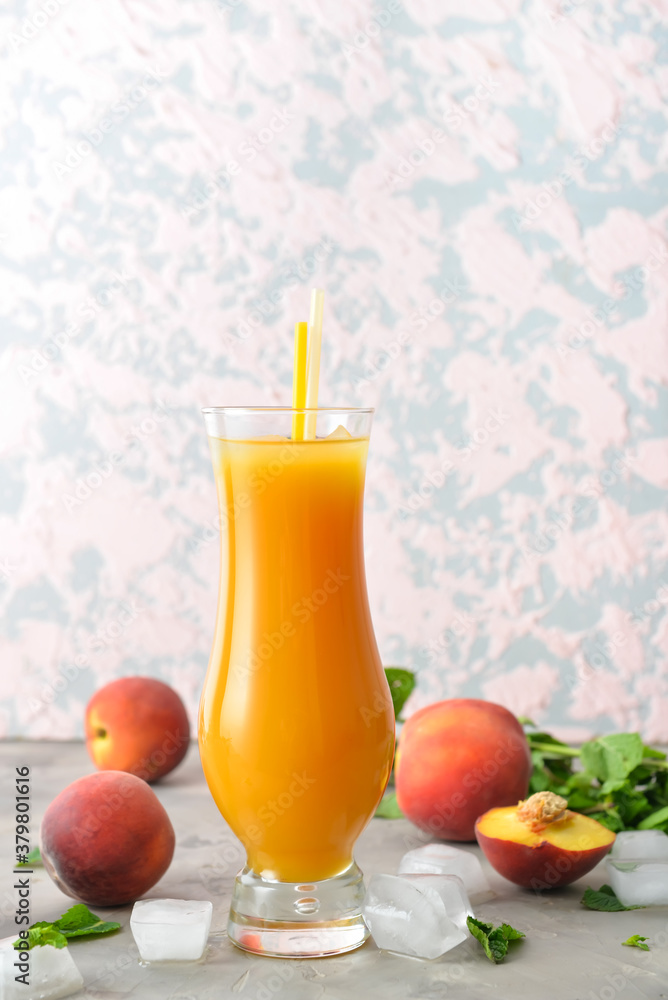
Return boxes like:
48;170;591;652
1;0;667;740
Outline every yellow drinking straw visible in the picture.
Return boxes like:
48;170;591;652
304;288;325;439
292;321;308;441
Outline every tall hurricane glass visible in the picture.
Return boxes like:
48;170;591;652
198;407;395;958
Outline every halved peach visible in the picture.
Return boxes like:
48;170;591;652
475;792;615;889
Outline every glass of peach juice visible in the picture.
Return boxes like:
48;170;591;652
198;407;395;958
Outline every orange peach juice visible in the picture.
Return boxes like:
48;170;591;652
199;434;395;883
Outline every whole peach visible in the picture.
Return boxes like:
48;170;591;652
85;677;190;782
40;771;175;907
395;699;532;841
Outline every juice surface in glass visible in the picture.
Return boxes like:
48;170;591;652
199;432;395;883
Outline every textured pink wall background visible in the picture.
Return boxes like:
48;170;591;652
1;0;667;741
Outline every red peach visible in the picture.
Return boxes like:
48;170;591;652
395;699;532;841
85;677;190;782
476;798;615;889
40;770;175;907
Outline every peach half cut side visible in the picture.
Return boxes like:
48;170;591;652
475;792;616;890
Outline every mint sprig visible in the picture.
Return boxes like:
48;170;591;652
525;724;668;833
467;916;525;963
14;904;120;950
622;934;650;951
581;885;645;912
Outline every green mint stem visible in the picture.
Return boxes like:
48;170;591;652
529;740;668;772
529;741;581;757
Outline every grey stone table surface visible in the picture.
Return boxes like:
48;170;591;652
1;742;668;1000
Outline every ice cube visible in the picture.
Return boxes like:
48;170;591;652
398;844;493;903
0;936;84;1000
325;425;352;439
362;873;472;960
130;899;213;962
607;860;668;907
610;830;668;861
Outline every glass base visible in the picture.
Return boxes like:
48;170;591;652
227;862;369;958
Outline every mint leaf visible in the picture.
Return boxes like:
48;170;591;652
54;903;120;939
600;778;631;795
467;916;525;963
467;917;497;961
499;922;525;941
580;734;644;783
487;928;511;963
374;791;404;818
14;924;68;950
16;847;42;867
622;935;649;951
13;905;120;950
638;805;668;830
581;885;645;912
384;668;415;719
